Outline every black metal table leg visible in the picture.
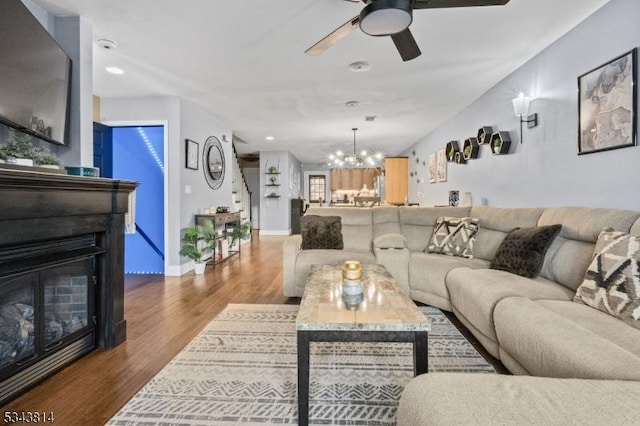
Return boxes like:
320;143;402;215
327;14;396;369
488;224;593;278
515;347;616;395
413;331;428;376
297;331;310;426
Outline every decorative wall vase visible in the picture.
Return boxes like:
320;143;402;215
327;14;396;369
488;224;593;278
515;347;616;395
445;141;459;162
491;131;512;155
462;137;479;160
477;126;493;145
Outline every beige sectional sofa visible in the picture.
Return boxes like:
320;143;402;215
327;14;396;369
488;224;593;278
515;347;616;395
282;205;640;424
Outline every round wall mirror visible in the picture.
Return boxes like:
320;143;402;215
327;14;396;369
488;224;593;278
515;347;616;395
202;136;225;190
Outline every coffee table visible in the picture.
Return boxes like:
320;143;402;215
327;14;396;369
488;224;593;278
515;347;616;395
296;264;430;426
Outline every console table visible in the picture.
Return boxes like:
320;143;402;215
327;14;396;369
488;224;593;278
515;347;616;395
195;212;241;267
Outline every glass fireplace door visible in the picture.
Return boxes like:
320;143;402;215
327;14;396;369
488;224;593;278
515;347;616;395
42;258;94;348
0;273;37;372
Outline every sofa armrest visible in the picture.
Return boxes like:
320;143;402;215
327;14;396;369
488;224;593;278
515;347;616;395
373;233;408;249
283;235;302;297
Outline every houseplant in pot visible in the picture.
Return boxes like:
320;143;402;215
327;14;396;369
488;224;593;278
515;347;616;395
35;153;61;169
179;220;216;274
230;220;252;249
1;134;43;166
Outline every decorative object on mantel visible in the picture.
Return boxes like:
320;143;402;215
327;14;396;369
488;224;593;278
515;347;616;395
454;151;466;164
0;133;43;167
512;92;538;144
477;126;493;145
491;131;512;155
462;137;479;160
436;148;447;182
65;166;100;177
445;141;459;162
578;48;636;155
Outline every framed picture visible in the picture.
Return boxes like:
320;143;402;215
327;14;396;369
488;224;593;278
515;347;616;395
436;148;447;182
185;139;199;170
428;152;436;183
578;48;637;155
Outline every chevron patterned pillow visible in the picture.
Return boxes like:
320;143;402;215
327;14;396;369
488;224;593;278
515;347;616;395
574;229;640;330
426;216;479;259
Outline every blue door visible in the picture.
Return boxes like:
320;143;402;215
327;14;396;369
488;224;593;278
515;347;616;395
94;125;165;274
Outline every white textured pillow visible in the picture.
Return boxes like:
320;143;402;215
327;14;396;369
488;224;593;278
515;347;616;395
426;216;479;259
574;229;640;330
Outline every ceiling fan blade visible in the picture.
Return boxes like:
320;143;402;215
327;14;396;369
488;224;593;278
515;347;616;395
411;0;510;9
305;16;360;56
391;28;421;61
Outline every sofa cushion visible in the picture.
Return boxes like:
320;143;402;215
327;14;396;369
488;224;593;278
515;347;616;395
446;267;575;357
574;229;640;330
300;215;343;250
397;373;640;426
373;233;407;249
490;225;562;278
469;206;545;261
494;298;640;380
537;207;640;290
426;216;479;258
409;253;488;311
305;207;373;252
399;206;471;252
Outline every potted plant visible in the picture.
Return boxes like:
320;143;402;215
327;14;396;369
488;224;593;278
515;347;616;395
1;134;43;166
179;220;216;274
35;153;61;169
230;220;251;248
0;148;6;163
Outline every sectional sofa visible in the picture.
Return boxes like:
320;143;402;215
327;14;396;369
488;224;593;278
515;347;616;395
282;205;640;424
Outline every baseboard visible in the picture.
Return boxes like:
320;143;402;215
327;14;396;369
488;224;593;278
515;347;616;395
165;263;192;276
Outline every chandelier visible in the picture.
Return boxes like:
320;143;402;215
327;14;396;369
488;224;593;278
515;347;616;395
328;128;383;168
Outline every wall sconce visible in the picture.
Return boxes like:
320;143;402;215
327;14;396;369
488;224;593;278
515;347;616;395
511;92;538;143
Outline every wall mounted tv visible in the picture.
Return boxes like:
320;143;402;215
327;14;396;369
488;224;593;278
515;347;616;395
0;0;72;146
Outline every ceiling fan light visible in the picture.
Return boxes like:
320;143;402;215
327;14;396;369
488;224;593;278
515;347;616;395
360;0;413;37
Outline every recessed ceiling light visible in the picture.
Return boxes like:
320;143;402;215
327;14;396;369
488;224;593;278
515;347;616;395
265;136;274;141
106;66;124;75
348;61;371;72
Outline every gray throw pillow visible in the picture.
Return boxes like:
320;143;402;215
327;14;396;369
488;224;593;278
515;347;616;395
300;215;344;250
574;229;640;330
490;224;562;278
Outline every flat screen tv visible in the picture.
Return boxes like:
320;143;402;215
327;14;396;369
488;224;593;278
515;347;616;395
0;0;72;146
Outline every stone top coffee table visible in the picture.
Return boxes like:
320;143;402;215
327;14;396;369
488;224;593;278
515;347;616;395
296;264;430;426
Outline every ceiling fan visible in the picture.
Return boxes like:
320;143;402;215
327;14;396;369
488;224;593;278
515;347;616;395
305;0;511;62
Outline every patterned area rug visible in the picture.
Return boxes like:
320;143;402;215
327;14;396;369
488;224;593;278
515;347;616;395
108;304;495;425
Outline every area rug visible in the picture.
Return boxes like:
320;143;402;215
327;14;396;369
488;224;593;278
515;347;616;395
108;304;495;425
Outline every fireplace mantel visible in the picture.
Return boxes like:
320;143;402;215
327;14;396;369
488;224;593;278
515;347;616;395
0;168;137;348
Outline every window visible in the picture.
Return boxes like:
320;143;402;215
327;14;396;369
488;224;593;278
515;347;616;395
309;175;326;203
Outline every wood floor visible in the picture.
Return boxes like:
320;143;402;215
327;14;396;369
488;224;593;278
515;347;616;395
1;232;506;425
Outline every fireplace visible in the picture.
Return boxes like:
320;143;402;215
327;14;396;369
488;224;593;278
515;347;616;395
0;168;136;404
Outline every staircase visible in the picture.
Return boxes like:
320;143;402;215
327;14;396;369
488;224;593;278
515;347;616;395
231;143;251;226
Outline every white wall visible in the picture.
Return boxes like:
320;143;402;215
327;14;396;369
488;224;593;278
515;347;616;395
100;97;233;275
243;167;261;228
406;0;640;211
259;151;301;234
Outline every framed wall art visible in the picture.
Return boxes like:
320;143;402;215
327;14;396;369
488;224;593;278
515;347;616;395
185;139;199;170
436;148;447;182
578;48;637;155
428;152;436;183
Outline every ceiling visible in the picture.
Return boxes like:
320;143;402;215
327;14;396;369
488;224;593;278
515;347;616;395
32;0;611;164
